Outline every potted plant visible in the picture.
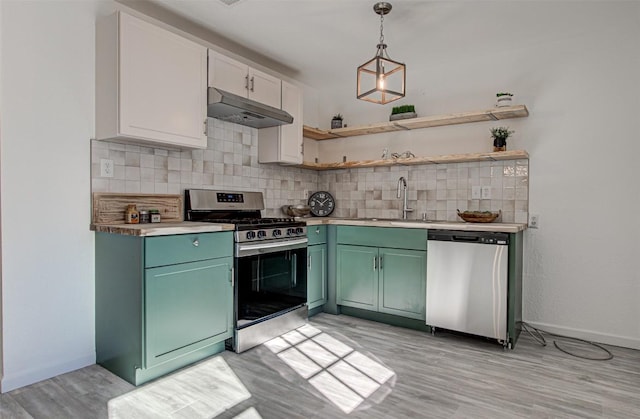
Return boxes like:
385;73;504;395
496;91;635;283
331;113;343;129
496;92;513;107
490;126;514;152
389;104;417;121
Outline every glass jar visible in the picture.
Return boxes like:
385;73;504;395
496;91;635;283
139;210;150;224
150;209;161;223
125;204;139;224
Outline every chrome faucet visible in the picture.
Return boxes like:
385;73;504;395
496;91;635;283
397;176;413;219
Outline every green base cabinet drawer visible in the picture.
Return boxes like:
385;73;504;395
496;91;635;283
145;232;233;268
308;225;327;245
337;226;427;250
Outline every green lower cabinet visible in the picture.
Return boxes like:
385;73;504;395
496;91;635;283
378;248;426;320
145;257;233;368
335;226;427;320
307;244;327;309
95;231;233;386
337;245;379;310
337;240;426;320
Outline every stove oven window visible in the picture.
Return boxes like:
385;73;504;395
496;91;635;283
235;248;307;327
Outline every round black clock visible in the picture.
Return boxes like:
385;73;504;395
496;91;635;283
308;191;335;217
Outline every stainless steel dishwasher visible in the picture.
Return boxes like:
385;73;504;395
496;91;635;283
426;230;510;347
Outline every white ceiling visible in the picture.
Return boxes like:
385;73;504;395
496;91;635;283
148;1;612;91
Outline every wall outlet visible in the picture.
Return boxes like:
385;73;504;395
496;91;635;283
529;213;540;228
100;159;114;178
471;186;481;199
481;186;492;199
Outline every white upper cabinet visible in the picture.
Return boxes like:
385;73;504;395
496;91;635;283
258;80;303;165
208;50;281;109
96;12;208;149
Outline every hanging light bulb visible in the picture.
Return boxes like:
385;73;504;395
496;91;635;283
357;2;406;105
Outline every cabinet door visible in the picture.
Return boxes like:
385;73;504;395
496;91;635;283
119;12;207;148
378;248;426;320
208;50;249;98
307;244;327;309
248;67;281;108
145;257;232;368
279;80;303;164
257;80;303;164
337;245;378;310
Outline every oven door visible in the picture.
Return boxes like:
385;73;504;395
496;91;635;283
235;238;307;329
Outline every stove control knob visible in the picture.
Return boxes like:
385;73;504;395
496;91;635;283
246;231;256;240
286;228;295;236
272;229;282;237
295;227;304;235
257;230;266;239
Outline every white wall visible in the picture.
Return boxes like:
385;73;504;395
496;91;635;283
314;2;640;348
0;0;113;392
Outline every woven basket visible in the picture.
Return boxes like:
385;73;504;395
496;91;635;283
457;209;501;223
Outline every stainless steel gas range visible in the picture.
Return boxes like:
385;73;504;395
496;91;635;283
185;189;308;353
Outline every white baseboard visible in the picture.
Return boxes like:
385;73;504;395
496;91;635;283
0;353;95;393
523;321;640;350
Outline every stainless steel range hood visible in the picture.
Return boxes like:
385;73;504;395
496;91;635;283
207;88;293;129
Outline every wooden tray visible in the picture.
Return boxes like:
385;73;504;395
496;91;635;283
92;193;183;224
457;209;501;223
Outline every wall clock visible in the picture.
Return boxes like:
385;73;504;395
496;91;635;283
308;191;335;217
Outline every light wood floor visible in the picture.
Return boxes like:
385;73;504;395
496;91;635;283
2;313;639;418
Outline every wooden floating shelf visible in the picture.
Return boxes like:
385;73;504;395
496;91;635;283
298;150;529;171
303;105;529;140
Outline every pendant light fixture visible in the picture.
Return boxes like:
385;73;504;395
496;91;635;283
357;2;406;104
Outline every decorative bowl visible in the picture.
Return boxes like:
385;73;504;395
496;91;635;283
282;204;311;217
457;209;501;223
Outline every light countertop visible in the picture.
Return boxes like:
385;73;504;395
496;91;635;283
304;217;527;233
91;222;235;237
91;218;527;236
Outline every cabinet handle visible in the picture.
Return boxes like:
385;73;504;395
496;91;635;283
379;255;383;270
230;267;234;288
315;228;320;234
373;256;377;271
203;119;207;136
308;255;312;268
192;239;199;247
250;76;255;92
245;74;249;90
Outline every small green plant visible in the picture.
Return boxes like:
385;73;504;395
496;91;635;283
391;105;415;115
496;92;513;97
332;113;343;120
490;126;514;140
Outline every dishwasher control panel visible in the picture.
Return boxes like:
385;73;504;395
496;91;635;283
427;230;509;245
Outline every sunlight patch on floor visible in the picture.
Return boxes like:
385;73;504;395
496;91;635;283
108;357;252;419
264;324;396;414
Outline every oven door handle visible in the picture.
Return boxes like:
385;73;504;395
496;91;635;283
236;238;308;257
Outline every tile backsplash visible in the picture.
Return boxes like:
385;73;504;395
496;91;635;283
317;160;529;223
91;119;528;222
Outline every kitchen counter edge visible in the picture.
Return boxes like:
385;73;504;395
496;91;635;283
304;218;527;233
91;222;236;237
